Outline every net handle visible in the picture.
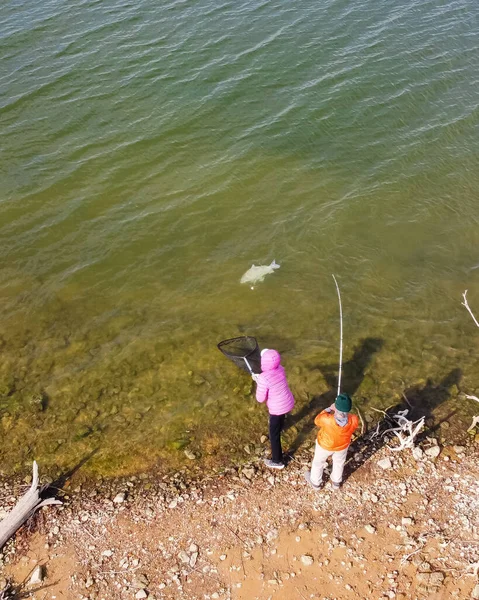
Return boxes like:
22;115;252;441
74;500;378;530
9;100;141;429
243;357;253;375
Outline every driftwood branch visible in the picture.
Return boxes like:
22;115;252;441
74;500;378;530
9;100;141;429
0;461;61;550
370;408;424;450
462;290;479;329
383;410;425;451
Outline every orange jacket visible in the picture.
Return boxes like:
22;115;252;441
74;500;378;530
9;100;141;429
315;410;359;451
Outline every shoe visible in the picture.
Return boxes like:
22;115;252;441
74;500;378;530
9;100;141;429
263;459;285;470
304;471;322;490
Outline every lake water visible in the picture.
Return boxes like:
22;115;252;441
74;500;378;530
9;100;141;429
1;0;479;477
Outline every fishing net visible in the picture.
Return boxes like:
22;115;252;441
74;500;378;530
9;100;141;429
217;336;262;374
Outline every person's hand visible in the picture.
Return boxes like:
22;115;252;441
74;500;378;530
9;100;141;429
252;373;259;382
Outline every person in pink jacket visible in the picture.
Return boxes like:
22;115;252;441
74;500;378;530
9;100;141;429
254;348;295;470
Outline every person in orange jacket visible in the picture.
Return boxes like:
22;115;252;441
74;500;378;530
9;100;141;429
304;393;358;490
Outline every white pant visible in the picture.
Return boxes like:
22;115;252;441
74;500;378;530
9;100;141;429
310;441;349;486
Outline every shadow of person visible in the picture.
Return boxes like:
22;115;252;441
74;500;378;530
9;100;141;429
342;367;462;483
42;448;99;499
286;337;384;456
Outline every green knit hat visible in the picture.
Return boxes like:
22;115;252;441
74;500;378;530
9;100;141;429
335;393;352;413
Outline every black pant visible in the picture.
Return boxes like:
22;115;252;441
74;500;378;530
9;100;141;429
269;413;287;463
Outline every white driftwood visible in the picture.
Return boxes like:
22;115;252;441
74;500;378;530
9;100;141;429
462;290;479;329
465;395;479;433
380;409;425;451
0;461;62;549
468;416;479;433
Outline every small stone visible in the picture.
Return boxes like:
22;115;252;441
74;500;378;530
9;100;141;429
377;457;392;470
260;435;268;443
178;551;190;564
189;552;198;567
85;576;94;589
425;446;440;458
242;468;255;480
189;543;198;553
52;526;60;535
266;529;278;542
135;591;148;599
101;550;113;557
301;555;314;566
418;561;431;573
453;445;465;454
364;524;376;534
113;492;126;504
132;574;149;589
184;449;196;460
412;447;424;461
472;584;479;599
219;554;227;561
29;565;44;586
168;499;178;509
401;518;413;527
429;572;444;586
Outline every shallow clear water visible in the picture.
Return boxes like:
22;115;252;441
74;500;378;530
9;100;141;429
1;0;479;476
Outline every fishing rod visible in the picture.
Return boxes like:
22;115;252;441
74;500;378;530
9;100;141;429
332;274;343;397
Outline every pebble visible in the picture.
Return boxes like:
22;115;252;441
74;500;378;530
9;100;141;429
101;550;113;557
364;524;376;535
301;555;314;566
113;492;126;504
219;554;227;561
401;517;413;526
472;584;479;600
168;499;178;509
189;552;198;567
135;591;148;599
184;449;196;460
29;565;44;586
189;543;198;553
242;468;255;480
377;458;392;470
178;551;190;564
425;446;441;458
132;574;149;589
412;447;424;461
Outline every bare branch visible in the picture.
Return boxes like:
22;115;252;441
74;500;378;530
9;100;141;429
462;290;479;328
0;462;61;549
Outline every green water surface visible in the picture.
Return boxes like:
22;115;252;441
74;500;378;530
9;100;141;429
1;0;479;477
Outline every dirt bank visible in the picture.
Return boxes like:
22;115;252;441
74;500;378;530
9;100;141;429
2;433;479;600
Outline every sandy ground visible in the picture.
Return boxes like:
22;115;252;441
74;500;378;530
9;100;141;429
2;432;479;600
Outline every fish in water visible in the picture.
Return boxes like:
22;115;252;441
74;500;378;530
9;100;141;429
240;260;280;285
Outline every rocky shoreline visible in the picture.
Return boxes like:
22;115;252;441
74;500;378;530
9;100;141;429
1;426;479;600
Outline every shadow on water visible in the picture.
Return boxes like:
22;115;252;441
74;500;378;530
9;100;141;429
43;448;99;498
286;337;384;455
342;368;463;483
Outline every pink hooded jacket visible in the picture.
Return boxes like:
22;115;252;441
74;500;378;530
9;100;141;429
255;349;295;416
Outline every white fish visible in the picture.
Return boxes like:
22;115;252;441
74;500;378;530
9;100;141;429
240;260;280;284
